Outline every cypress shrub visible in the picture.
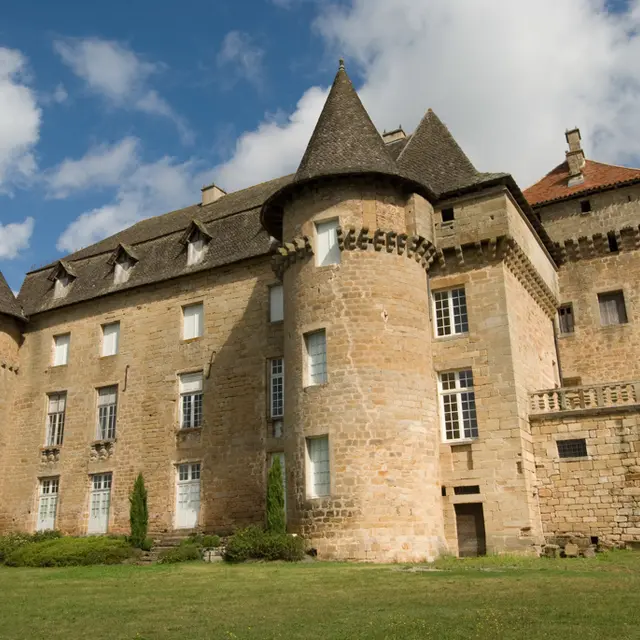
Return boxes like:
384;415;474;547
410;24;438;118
129;473;148;549
266;457;286;534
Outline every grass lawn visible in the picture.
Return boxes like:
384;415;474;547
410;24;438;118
1;551;640;639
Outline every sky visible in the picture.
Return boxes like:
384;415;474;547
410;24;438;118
0;0;639;291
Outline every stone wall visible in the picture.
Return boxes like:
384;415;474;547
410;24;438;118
532;408;640;545
2;257;283;535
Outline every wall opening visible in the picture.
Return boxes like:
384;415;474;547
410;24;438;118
454;503;486;557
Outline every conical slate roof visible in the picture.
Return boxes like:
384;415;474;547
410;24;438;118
0;271;24;320
397;109;479;195
295;61;400;182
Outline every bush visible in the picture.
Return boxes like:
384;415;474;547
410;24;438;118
266;457;286;534
5;536;134;567
201;534;221;548
140;537;154;552
186;533;221;548
224;526;304;563
158;543;201;564
0;531;63;564
129;473;149;549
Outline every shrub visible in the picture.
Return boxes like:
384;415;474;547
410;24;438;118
266;457;286;534
140;537;154;552
129;473;149;549
0;531;63;564
5;536;133;567
201;534;221;548
224;526;304;563
158;543;201;564
185;533;221;548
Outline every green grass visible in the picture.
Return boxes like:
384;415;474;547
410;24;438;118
1;551;640;639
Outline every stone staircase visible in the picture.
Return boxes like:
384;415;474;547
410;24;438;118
135;529;199;565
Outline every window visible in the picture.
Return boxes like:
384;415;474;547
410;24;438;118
453;485;480;495
306;436;329;498
607;232;619;253
269;284;284;323
45;393;66;447
52;333;70;366
182;303;204;340
441;207;455;222
179;372;203;429
88;473;112;534
598;291;628;326
269;358;284;419
96;386;118;440
580;199;592;213
187;231;207;266
114;256;133;284
37;478;59;531
433;288;469;337
315;219;340;267
179;462;201;481
558;304;574;334
557;438;588;458
101;322;120;357
439;370;479;442
305;330;327;386
54;273;72;299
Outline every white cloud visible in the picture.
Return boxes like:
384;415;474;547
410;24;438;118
46;137;139;198
0;48;41;193
54;38;193;144
52;83;68;104
217;31;265;89
56;155;207;252
214;0;640;191
0;217;34;259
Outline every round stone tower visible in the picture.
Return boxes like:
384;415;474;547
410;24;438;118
0;272;25;530
262;62;446;562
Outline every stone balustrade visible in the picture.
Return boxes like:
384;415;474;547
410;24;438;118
530;381;640;415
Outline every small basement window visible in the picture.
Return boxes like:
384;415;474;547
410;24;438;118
557;439;588;459
453;485;480;495
580;200;592;214
441;207;455;223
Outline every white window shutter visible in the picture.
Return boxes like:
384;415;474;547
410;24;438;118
315;220;340;266
183;304;203;339
270;285;284;322
180;372;203;394
53;334;70;366
102;323;120;357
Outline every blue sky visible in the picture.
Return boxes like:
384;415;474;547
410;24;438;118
1;0;639;291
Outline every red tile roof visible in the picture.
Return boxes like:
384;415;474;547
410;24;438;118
524;159;640;206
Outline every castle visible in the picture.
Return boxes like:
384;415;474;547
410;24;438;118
1;61;640;561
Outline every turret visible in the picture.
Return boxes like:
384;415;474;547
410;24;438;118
261;62;446;561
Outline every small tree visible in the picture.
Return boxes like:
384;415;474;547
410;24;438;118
266;457;286;534
129;473;148;549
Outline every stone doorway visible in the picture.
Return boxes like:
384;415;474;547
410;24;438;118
454;503;486;557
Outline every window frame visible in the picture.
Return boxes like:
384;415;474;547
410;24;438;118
45;392;66;447
269;357;284;419
179;371;204;429
314;219;341;267
305;330;327;387
438;369;479;443
101;322;120;357
269;284;284;323
557;438;588;459
598;290;628;326
182;302;204;340
96;385;118;441
557;303;575;335
306;435;330;498
52;333;70;367
432;287;469;338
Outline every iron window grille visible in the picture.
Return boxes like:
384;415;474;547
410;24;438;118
557;439;588;459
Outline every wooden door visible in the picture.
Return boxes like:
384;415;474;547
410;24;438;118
455;503;486;557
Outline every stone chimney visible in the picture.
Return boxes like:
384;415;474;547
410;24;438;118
565;127;586;187
382;127;406;144
201;183;226;205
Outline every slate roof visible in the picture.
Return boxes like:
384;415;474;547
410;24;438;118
524;159;640;207
0;272;25;320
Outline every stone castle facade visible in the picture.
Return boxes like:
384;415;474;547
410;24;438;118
1;62;640;561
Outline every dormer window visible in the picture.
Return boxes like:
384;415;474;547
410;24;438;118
181;220;212;267
108;244;139;285
49;261;77;299
188;231;207;266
